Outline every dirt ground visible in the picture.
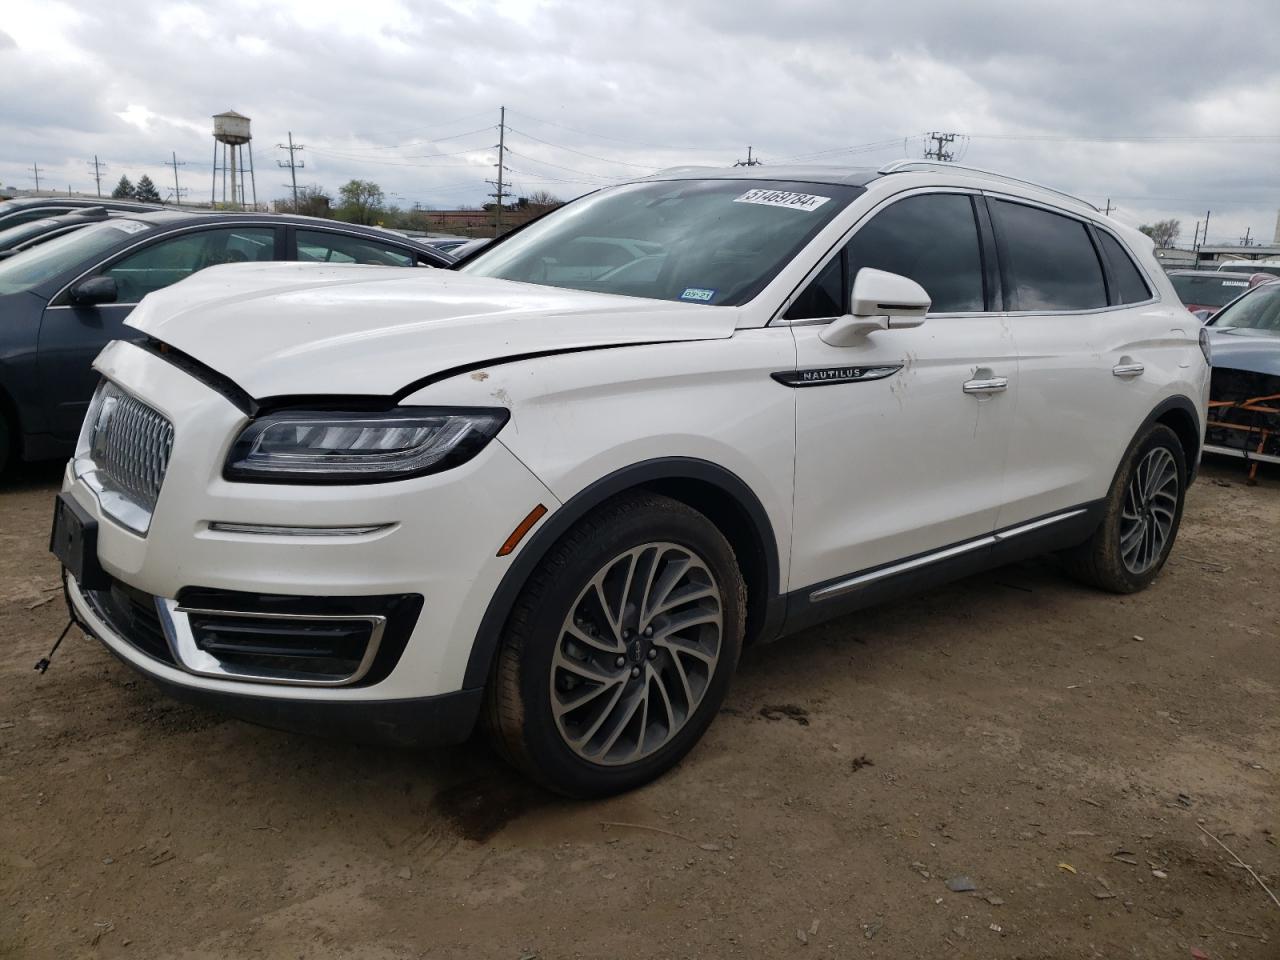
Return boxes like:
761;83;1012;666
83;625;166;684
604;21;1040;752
1;459;1277;960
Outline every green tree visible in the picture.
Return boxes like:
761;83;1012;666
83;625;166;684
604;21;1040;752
133;174;161;203
1138;219;1180;248
274;184;334;218
111;175;134;199
336;179;385;225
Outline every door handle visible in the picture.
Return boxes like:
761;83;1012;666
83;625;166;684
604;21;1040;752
1112;361;1145;378
963;376;1009;395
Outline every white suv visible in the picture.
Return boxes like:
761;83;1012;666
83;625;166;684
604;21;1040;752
52;161;1210;797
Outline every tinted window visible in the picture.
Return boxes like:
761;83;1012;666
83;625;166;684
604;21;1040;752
104;227;276;302
992;200;1107;311
1212;283;1280;334
785;253;843;320
0;220;150;296
785;194;986;320
1171;273;1255;309
1097;231;1151;304
846;193;985;314
463;179;859;306
296;230;415;266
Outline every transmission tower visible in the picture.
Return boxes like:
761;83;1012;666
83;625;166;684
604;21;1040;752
734;146;763;167
923;132;958;161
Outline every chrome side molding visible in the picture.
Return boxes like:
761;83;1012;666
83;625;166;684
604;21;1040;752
809;508;1087;603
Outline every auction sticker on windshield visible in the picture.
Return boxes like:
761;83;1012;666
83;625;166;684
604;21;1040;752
734;189;831;212
108;220;149;235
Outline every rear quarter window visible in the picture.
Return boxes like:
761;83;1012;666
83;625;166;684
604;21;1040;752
1097;231;1152;304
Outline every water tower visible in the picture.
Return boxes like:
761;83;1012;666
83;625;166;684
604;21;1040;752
211;110;258;209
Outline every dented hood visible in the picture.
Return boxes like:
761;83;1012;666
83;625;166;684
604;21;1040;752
125;262;737;398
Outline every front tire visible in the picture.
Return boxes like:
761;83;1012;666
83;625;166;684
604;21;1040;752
485;493;745;798
1063;423;1187;593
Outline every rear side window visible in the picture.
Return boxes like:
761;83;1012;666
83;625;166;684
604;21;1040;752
786;192;985;320
992;200;1107;311
296;230;414;266
1097;231;1151;304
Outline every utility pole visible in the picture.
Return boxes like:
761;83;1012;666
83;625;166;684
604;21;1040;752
734;146;762;167
923;132;958;161
1102;198;1113;216
88;155;106;197
489;106;507;237
1192;220;1201;250
164;152;186;206
1240;227;1253;247
31;162;43;192
276;132;305;210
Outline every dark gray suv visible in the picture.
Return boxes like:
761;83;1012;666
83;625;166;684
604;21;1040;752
0;210;452;474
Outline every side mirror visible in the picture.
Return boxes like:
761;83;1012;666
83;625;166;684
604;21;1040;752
820;268;931;347
69;276;118;306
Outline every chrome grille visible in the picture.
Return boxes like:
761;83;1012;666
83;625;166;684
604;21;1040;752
78;381;174;530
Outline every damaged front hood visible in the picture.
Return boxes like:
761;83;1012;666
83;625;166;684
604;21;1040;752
1207;326;1280;378
125;262;738;398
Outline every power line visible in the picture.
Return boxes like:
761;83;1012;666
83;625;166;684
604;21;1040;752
967;133;1280;143
504;108;735;152
505;126;656;169
503;148;623;182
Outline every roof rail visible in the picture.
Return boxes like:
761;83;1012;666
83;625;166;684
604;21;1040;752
876;159;1100;213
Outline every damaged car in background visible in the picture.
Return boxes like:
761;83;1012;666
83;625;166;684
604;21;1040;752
1203;278;1280;474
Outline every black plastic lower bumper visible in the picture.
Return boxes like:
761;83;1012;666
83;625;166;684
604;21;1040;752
145;670;484;747
76;591;483;748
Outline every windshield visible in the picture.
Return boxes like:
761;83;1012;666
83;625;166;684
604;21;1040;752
1170;273;1252;308
1212;282;1280;335
0;218;64;250
462;179;860;306
0;219;151;296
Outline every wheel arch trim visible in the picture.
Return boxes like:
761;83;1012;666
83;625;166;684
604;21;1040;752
462;456;784;690
1144;394;1202;483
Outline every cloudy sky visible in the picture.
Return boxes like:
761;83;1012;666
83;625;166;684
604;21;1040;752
3;0;1278;246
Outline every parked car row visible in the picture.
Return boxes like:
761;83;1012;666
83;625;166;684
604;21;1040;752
1167;268;1275;319
46;161;1209;796
0;210;453;473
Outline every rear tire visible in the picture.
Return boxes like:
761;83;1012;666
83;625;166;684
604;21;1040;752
485;492;745;798
1062;423;1187;593
0;413;11;478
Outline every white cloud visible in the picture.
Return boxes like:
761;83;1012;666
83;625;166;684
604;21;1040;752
0;0;1276;243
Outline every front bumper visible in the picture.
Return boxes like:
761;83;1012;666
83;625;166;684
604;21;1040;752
61;339;561;716
68;573;482;745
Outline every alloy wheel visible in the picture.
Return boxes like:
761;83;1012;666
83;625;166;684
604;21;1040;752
549;542;723;766
1119;446;1179;574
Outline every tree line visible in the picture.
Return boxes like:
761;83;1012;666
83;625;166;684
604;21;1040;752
273;180;563;234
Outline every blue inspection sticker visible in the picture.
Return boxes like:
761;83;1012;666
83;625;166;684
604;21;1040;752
680;287;717;303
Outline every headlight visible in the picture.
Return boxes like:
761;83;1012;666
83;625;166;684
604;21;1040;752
224;407;509;483
1198;326;1212;366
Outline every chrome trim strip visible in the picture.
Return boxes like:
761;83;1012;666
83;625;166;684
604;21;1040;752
206;521;395;537
158;600;386;687
809;508;1089;603
1204;443;1280;465
809;536;996;603
993;509;1087;541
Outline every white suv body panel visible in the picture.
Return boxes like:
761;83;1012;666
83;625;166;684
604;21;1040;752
57;165;1209;743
